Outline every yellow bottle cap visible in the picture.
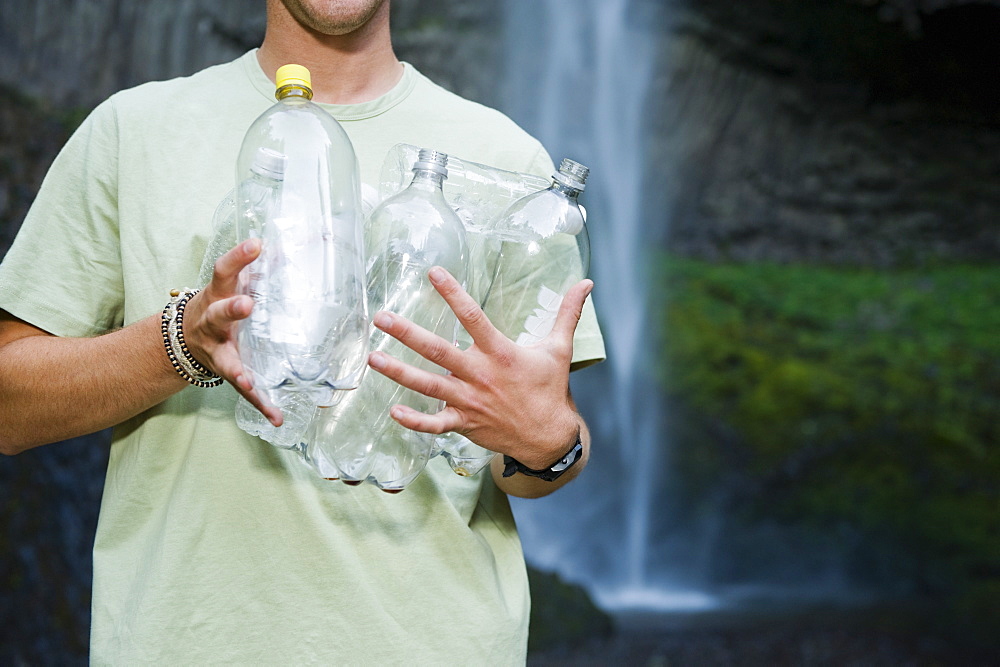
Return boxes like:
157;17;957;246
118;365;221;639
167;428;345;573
276;64;311;92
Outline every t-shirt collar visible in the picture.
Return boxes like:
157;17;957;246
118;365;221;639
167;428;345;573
241;49;415;122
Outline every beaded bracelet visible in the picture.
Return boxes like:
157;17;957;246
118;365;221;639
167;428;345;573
161;288;223;388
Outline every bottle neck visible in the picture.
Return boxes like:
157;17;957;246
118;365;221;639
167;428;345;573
409;169;446;192
551;180;582;201
249;170;282;188
276;84;314;101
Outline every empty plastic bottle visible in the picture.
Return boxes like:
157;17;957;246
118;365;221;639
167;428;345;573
483;158;591;347
235;64;369;411
198;156;324;449
380;144;559;477
305;149;468;491
379;143;550;307
438;163;592;477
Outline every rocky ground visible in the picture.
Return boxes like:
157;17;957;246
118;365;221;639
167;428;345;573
529;607;998;666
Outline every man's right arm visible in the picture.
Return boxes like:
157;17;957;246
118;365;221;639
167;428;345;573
0;312;186;454
0;239;281;455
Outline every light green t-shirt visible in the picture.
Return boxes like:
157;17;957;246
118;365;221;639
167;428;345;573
0;51;604;663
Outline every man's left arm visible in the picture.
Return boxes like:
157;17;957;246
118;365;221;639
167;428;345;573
486;393;591;498
367;267;594;498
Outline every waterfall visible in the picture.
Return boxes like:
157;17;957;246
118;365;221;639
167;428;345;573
502;0;715;611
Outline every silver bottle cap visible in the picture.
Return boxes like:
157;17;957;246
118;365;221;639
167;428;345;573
412;148;449;178
553;158;589;191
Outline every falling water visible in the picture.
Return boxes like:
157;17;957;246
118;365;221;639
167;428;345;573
502;0;715;610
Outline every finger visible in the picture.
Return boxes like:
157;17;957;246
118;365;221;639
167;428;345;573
368;350;462;404
241;389;284;428
239;388;284;427
427;267;506;354
211;238;261;294
388;403;464;435
547;279;594;349
201;294;254;338
210;345;284;427
371;310;470;377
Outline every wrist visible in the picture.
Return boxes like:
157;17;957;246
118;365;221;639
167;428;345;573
502;426;583;482
531;411;580;468
177;291;215;374
161;288;222;388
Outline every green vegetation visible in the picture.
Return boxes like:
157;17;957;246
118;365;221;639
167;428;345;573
655;255;1000;638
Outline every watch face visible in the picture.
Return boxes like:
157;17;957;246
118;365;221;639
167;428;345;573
550;442;583;473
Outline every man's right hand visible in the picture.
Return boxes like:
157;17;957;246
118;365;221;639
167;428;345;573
0;238;280;455
182;238;283;428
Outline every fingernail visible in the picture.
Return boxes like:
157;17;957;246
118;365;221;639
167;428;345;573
390;405;406;420
585;280;594;296
372;312;392;330
428;267;446;283
369;352;386;370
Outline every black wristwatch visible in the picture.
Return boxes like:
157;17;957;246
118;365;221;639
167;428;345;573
502;430;583;482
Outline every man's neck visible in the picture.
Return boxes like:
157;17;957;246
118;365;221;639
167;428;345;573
257;1;402;105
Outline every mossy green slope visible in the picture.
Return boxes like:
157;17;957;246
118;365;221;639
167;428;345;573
657;256;999;636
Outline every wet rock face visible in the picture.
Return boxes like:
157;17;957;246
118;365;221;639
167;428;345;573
0;1;266;108
391;0;504;108
0;433;110;663
0;89;73;257
649;0;1000;266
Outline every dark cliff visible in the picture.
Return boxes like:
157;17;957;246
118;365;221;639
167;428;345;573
651;0;1000;265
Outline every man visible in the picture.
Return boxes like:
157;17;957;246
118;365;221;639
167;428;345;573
0;0;604;662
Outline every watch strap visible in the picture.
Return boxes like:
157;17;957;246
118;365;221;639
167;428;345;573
502;431;583;482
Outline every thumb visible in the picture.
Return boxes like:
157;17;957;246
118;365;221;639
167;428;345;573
548;279;594;345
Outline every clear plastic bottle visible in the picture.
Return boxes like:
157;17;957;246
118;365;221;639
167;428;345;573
305;150;468;491
380;144;560;477
379;143;550;308
197;156;329;449
199;192;237;287
235;64;369;411
234;387;321;449
483;158;591;347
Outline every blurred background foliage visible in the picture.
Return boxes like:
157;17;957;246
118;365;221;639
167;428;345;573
660;258;998;620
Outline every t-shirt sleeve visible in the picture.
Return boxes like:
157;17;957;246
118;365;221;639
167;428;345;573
496;142;606;369
0;98;125;337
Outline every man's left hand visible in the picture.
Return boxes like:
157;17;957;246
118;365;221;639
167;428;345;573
367;266;592;472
